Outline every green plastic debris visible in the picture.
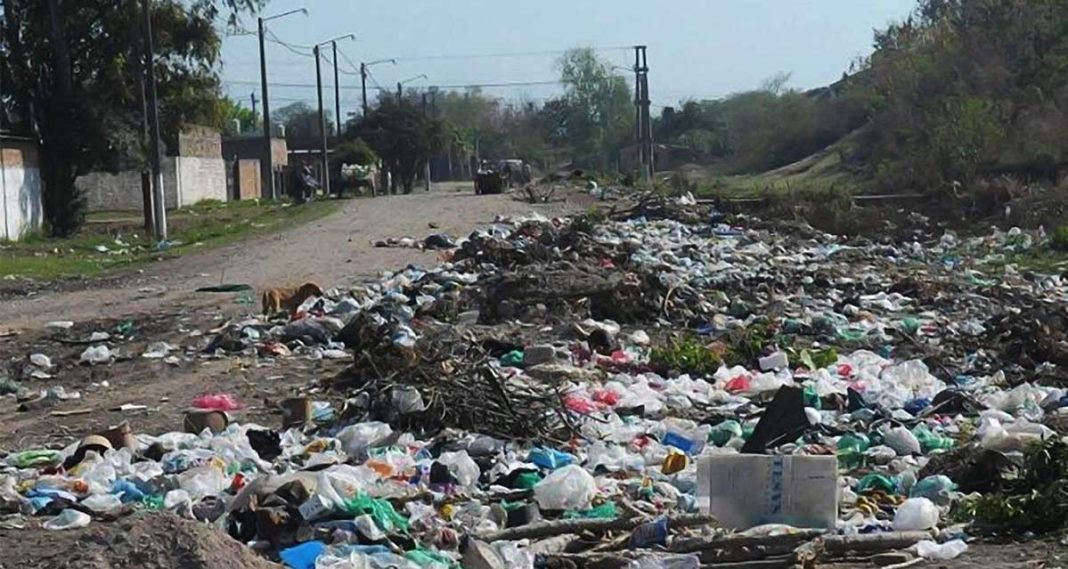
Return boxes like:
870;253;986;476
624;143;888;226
899;317;921;335
235;291;255;306
140;495;165;510
115;320;134;336
500;350;524;368
708;420;743;447
856;473;897;494
405;548;457;568
799;347;838;371
514;471;542;490
837;433;870;470
803;386;821;409
836;328;867;342
564;502;618;519
344;492;409;533
0;377;22;396
8;449;61;469
913;423;955;453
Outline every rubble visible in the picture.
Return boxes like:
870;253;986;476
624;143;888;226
4;192;1068;567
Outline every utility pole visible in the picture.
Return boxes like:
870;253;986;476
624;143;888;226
422;91;431;192
361;63;369;117
634;46;643;179
640;46;654;182
257;9;307;201
332;41;341;137
141;0;166;240
314;44;330;196
396;82;402;103
634;45;652;182
132;0;153;235
257;16;274;200
250;91;258;118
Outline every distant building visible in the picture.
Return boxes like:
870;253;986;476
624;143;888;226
221;135;288;200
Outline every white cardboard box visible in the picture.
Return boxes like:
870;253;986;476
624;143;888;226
697;454;838;529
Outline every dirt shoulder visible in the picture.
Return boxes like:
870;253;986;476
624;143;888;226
2;190;588;330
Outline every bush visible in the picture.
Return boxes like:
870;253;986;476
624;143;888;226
649;336;722;377
1050;225;1068;251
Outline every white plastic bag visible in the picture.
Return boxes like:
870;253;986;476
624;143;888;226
884;426;921;456
437;451;480;487
893;497;939;530
81;493;122;515
916;539;968;560
534;464;597;510
43;509;91;530
337;422;393;458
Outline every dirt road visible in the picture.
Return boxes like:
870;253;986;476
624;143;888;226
3;189;586;329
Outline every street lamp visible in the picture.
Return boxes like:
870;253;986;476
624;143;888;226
258;7;307;201
313;33;356;198
360;58;396;117
396;74;428;102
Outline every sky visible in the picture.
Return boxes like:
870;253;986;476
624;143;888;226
219;0;917;117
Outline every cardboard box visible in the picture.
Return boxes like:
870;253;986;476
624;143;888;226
697;454;838;529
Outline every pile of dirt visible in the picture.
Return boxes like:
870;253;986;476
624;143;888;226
22;513;280;569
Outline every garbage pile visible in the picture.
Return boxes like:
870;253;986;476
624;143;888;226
5;195;1068;568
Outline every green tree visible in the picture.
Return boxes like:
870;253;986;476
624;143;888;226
555;47;634;169
0;0;260;236
218;96;259;136
350;98;446;194
274;102;334;141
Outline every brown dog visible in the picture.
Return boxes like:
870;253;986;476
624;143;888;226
261;282;324;316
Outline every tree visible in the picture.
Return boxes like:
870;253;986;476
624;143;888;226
350;98;446;194
274;102;334;141
555;47;634;169
218;96;259;136
0;0;260;236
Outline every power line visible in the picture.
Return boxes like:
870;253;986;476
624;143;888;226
387;45;632;62
224;78;562;91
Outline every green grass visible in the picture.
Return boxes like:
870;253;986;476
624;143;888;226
686;142;870;198
0;199;339;280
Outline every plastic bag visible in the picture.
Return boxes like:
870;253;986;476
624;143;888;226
336;422;393;459
81;493;122;515
193;393;241;411
43;509;91;530
909;475;957;505
533;464;598;510
916;539;968;560
436;451;480;487
893;497;939;530
343;492;409;534
884;426;921;456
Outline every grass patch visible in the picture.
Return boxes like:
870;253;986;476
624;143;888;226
0;199;339;280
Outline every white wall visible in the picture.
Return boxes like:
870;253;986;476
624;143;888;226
175;156;227;206
1;145;44;240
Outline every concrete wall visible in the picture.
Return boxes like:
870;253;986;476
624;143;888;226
175;156;227;205
78;158;180;212
0;138;44;240
80;126;228;212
